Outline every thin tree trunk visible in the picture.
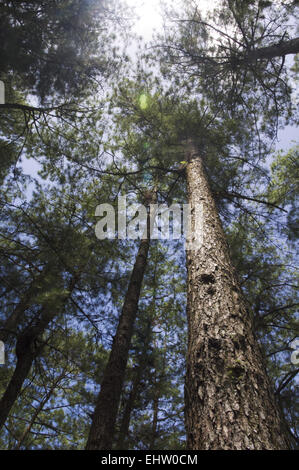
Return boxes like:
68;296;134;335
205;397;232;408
86;193;156;450
14;371;66;449
117;365;143;450
0;300;30;344
0;342;39;432
116;257;159;450
245;37;299;62
0;267;50;343
149;326;168;450
116;320;152;450
0;276;78;432
184;139;290;450
150;378;159;450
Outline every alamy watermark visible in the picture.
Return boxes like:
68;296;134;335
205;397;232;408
0;80;5;104
0;341;4;365
290;339;299;365
95;196;203;250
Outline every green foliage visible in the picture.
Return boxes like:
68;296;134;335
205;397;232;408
0;0;118;102
267;145;299;240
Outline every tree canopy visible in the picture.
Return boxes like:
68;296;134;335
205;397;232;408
0;0;298;450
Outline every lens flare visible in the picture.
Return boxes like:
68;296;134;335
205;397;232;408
139;93;149;110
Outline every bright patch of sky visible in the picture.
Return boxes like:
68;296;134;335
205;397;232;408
126;0;164;41
126;0;211;41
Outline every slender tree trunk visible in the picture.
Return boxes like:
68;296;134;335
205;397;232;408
116;258;159;450
86;194;156;450
245;37;299;62
116;321;152;450
150;328;168;450
0;276;78;432
0;300;29;344
14;371;65;449
116;366;143;450
0;342;39;432
184;139;290;450
0;267;50;343
150;379;159;450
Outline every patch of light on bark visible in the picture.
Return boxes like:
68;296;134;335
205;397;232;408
184;202;204;251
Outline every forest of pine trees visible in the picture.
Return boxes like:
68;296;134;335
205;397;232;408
0;0;298;451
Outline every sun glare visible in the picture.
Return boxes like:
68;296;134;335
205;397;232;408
126;0;163;40
126;0;212;41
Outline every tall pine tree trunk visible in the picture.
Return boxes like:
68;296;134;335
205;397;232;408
86;194;155;450
184;140;290;450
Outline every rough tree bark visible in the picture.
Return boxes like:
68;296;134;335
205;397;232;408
86;193;156;450
184;139;290;450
